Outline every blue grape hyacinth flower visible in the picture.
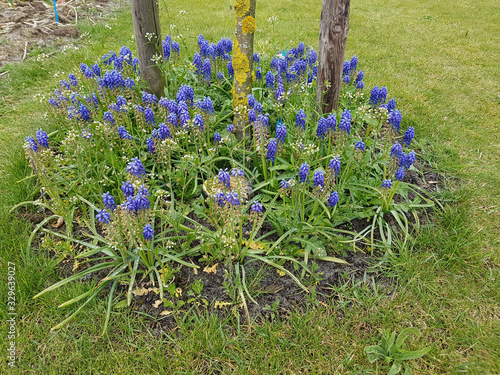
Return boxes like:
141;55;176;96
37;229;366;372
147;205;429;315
382;179;393;189
327;191;339;207
122;181;135;197
126;157;146;178
313;169;325;188
36;129;49;148
118;126;133;140
218;169;231;189
395;167;405;181
96;209;111;224
296;109;306;130
403;127;415;146
276;123;287;143
355;139;366;151
102;192;116;211
328;157;341;178
143;224;154;241
251;201;263;213
266;139;278;162
25;137;38;152
299;163;310;183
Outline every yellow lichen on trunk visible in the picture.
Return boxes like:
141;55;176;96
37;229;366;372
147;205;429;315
242;16;256;34
232;0;256;140
234;0;250;18
232;42;250;87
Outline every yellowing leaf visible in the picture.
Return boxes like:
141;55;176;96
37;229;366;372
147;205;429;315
175;288;182;297
152;299;163;308
132;287;150;296
242;241;265;250
159;267;171;284
277;269;286;277
203;263;218;274
159;310;172;316
214;300;231;309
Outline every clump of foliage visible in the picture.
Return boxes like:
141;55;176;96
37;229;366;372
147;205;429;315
364;328;432;374
20;35;433;332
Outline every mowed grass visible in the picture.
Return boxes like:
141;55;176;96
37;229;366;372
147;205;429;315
0;0;498;374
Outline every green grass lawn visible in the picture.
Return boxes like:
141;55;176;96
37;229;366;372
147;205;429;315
0;0;498;373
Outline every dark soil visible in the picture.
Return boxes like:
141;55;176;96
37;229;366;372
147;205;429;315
130;252;387;331
0;0;121;68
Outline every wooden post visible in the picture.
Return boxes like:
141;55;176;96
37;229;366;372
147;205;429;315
233;0;257;140
315;0;350;113
130;0;166;99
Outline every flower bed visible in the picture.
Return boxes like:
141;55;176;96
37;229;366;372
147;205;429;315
22;35;433;332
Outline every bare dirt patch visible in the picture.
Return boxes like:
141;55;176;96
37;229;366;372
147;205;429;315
0;0;121;68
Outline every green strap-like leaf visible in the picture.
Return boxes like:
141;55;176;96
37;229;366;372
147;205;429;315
393;347;432;361
395;327;420;350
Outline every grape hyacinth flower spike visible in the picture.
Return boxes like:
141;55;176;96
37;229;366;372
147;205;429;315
251;200;263;214
266;139;278;163
126;157;146;178
96;209;111;224
382;179;393;189
327;191;339;207
218;169;231;189
102;192;116;211
299;163;310;183
36;129;49;148
313;169;325;188
143;224;154;241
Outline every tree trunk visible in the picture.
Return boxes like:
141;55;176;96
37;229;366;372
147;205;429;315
315;0;350;113
233;0;257;140
130;0;166;99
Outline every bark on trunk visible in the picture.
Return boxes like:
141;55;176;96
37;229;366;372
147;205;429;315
315;0;350;113
233;0;257;140
130;0;166;99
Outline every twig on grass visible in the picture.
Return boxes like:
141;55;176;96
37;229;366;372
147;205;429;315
22;41;27;61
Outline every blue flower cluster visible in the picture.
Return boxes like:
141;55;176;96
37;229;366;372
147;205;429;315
275;122;287;143
328;157;341;178
251;200;263;213
339;110;352;135
102;191;116;211
299;163;310;183
126;157;146;178
266;139;278;162
327;191;339;207
313;169;325;188
214;190;240;207
231;168;244;177
192;35;233;83
96;209;111;224
382;179;393;189
125;184;150;213
369;86;388;106
355;139;366;151
163;35;180;61
218;169;231;189
279;179;291;189
296;109;306;130
143;224;154;240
